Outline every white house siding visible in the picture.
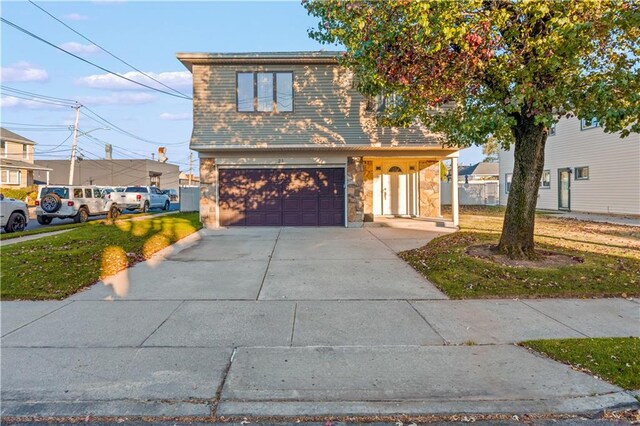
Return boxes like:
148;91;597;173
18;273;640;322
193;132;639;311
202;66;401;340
499;117;640;215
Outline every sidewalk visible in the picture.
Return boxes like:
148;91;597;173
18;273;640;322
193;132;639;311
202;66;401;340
1;226;639;420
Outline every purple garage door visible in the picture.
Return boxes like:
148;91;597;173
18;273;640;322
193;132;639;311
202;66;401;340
219;168;344;226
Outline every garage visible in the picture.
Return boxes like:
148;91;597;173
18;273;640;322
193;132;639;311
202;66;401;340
218;168;345;226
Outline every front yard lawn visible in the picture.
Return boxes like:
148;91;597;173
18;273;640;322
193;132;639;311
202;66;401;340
401;207;640;299
522;337;640;391
1;213;201;300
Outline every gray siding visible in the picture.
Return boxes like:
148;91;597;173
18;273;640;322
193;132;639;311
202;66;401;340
33;160;180;189
499;117;640;215
191;63;444;149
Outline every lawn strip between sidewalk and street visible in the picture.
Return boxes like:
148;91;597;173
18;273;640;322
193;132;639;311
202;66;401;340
522;337;640;391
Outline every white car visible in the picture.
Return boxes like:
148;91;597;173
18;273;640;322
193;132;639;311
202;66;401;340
0;194;29;233
35;185;120;225
118;186;171;213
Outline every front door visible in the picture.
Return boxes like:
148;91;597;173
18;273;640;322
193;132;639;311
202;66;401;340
382;163;407;216
558;168;571;211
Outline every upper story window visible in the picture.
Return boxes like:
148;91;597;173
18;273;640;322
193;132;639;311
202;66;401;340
1;141;6;158
548;123;556;136
580;118;599;130
505;173;512;193
23;145;29;160
237;72;293;113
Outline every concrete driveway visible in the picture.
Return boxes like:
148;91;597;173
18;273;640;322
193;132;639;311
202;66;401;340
2;224;639;419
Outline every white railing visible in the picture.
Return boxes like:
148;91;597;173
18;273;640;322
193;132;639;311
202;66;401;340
441;181;500;206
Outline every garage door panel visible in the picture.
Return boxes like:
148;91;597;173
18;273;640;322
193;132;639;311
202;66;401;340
219;168;344;227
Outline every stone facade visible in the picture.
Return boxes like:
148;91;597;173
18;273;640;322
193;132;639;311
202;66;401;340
199;158;219;228
419;161;441;218
362;160;374;222
346;156;364;226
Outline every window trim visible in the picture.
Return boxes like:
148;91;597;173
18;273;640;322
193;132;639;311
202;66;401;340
580;118;599;130
1;169;21;185
23;144;29;160
574;166;589;180
505;173;512;194
540;169;551;189
236;71;294;114
548;124;556;136
1;141;7;158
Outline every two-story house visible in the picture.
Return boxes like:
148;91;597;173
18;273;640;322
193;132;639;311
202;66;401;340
177;51;461;228
0;128;52;188
499;117;640;215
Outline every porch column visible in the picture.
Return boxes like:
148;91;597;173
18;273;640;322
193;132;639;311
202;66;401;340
451;157;459;227
46;171;50;185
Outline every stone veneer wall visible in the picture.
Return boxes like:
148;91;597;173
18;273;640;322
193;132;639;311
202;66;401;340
199;158;218;228
362;160;374;222
347;156;364;226
419;161;441;218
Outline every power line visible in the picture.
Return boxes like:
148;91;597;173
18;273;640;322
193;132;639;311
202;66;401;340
0;121;69;128
1;93;75;108
1;85;76;104
80;106;187;146
28;0;191;100
0;17;192;100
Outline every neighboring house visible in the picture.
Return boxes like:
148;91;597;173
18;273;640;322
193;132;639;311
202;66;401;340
442;161;500;206
179;172;200;186
33;159;180;189
176;51;461;227
458;161;499;183
499;117;640;215
0;128;52;188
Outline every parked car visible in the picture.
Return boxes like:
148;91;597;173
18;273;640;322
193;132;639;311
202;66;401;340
162;188;179;202
117;186;170;213
0;193;29;233
35;185;120;225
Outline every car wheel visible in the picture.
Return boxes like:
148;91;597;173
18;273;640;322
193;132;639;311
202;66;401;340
142;201;150;213
41;193;62;213
163;201;170;211
107;205;120;219
6;212;27;233
74;207;89;223
37;215;53;225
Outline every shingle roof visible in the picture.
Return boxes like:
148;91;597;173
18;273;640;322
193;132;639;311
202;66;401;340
459;162;499;176
0;128;37;145
0;158;52;171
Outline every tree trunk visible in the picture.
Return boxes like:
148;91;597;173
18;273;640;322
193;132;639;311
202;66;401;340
497;114;548;259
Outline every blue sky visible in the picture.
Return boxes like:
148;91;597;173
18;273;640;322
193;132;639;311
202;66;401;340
1;1;483;173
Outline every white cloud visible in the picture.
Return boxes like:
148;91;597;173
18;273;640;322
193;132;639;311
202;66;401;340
0;96;66;110
76;70;191;92
77;92;156;106
64;13;88;21
0;62;49;83
159;112;191;121
59;42;101;54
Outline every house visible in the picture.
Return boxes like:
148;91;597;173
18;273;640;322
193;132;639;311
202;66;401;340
0;128;52;188
179;172;200;186
458;161;499;183
499;117;640;215
441;161;500;206
33;159;180;189
176;51;461;227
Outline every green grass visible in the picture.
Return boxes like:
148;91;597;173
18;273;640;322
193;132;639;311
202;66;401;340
400;232;640;299
1;213;201;300
0;210;176;241
522;338;640;390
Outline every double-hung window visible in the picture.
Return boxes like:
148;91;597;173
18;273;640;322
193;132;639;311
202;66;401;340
580;118;599;130
237;72;293;113
540;170;551;188
23;145;29;160
1;170;21;185
505;173;512;193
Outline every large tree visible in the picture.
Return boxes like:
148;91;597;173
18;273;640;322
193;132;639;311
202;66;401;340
304;0;639;259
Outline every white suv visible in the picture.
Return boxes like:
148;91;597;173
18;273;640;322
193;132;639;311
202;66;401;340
0;194;29;233
35;185;120;225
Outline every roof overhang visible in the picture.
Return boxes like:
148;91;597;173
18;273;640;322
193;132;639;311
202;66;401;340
177;51;342;72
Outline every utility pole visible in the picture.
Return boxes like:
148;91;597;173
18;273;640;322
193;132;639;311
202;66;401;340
188;151;193;186
68;102;81;185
